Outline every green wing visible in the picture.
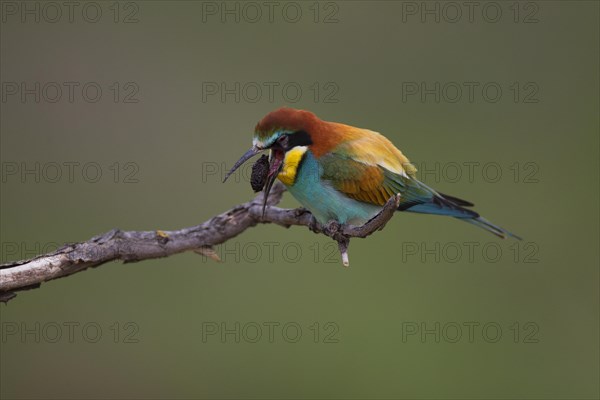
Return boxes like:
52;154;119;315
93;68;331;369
319;152;434;208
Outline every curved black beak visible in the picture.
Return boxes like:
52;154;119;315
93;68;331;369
223;146;261;183
223;145;284;219
261;172;277;218
261;149;284;218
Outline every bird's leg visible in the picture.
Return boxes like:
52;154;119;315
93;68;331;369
307;215;320;234
324;194;401;267
342;194;401;238
290;207;321;233
324;220;342;236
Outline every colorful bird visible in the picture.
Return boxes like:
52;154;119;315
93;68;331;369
224;107;520;240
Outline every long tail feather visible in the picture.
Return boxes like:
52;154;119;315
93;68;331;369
437;192;474;207
399;180;521;239
460;216;522;240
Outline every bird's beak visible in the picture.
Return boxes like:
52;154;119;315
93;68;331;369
261;148;285;218
223;145;283;218
223;146;261;183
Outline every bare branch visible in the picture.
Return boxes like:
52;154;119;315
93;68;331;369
0;183;399;303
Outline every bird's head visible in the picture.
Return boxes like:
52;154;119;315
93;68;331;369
223;107;317;216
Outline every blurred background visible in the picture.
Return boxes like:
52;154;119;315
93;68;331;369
1;1;598;399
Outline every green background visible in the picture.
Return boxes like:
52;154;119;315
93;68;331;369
1;1;598;399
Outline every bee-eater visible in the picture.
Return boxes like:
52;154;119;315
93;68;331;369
224;107;520;239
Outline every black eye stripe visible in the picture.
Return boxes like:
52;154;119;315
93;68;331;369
284;130;313;149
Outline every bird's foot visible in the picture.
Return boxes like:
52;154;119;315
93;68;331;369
292;208;321;233
319;194;401;268
293;207;312;219
343;194;401;238
323;220;342;236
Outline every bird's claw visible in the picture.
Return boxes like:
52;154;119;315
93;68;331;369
324;220;342;235
293;207;311;217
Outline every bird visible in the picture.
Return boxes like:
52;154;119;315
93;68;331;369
224;107;520;240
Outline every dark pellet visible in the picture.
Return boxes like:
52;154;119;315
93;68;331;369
251;154;269;192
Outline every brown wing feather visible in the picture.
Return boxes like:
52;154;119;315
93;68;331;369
321;154;406;207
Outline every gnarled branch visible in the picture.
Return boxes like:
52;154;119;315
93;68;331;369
0;183;400;303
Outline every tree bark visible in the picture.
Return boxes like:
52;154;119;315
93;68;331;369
0;183;400;303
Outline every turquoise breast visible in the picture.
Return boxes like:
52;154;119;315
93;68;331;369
282;151;382;225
